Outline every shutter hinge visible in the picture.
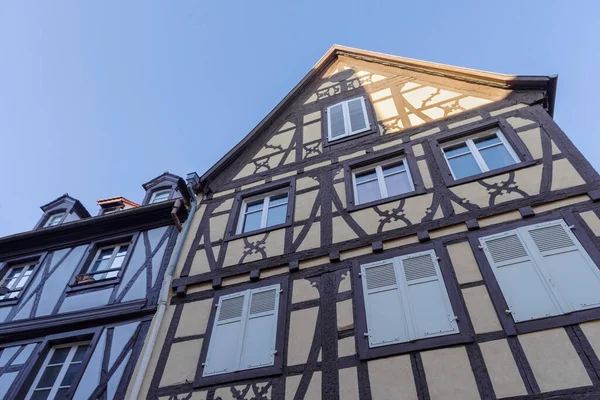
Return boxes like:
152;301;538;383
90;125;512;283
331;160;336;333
568;225;575;230
279;289;283;293
437;257;441;261
272;350;278;355
358;272;362;277
364;332;369;337
202;362;206;367
215;304;219;308
450;315;459;321
478;245;484;250
505;309;513;315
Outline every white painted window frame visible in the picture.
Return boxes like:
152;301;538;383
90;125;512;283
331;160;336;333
236;189;289;235
44;213;66;227
149;189;171;204
86;242;130;279
352;158;415;205
442;128;519;179
26;341;90;400
326;96;370;141
0;262;36;300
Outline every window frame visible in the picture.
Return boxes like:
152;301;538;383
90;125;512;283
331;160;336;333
235;189;290;235
224;179;296;241
149;189;172;204
322;94;378;147
193;276;288;387
352;242;472;361
326;96;370;142
429;117;534;187
344;147;426;211
468;210;600;335
0;254;44;306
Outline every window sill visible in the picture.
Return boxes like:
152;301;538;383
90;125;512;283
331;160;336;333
444;160;537;187
224;222;291;242
0;297;20;307
324;127;377;147
194;364;283;388
347;187;427;212
66;277;119;293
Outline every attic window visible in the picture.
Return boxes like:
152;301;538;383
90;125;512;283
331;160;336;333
327;97;370;141
150;189;171;204
44;213;65;227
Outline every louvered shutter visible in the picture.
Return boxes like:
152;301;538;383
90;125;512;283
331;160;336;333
361;261;409;347
203;293;247;376
522;220;600;312
328;103;347;139
239;285;280;370
347;97;368;134
398;251;458;339
480;231;560;322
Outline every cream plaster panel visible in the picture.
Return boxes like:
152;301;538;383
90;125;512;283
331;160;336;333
190;249;211;275
303;122;321;144
422;107;444;120
334;182;346;209
176;300;212;339
433;205;444;219
401;81;420;92
303;111;321;124
459;96;491;109
261;266;288;278
373;138;403;152
241;180;265;191
337;299;354;331
448;115;483;129
369;354;417;400
532;195;589;214
350;208;386;235
295;191;319;221
339;367;359;400
304;160;331;172
551;140;560;155
286;371;321;400
447;241;482;284
339;150;366;162
462;286;502;334
333;217;360;242
187;282;212;294
340;246;371;261
216;383;271;400
296;176;320;191
303;143;322;159
580;321;600;358
421;346;480;400
489;103;527;116
383;235;418;250
292;278;320;303
317;80;338;90
284;151;295;165
288;308;319;366
160;392;206;400
234;163;255;180
338;337;355;357
263;153;284;170
338;270;351;293
410;127;441;140
506;116;535;129
408;113;426;127
452;200;469;215
223;229;285;267
371;87;392;101
160;339;203;387
374;98;399;120
213;198;233;214
480;339;527;398
304;93;318;104
412;143;425;157
430;223;467;239
518;127;543;159
519;328;591;392
404;86;460;109
417;160;433;189
581;211;600;236
212;188;235;198
255;130;295;158
299;256;329;269
479;210;521;228
272;171;297;181
279;121;296;132
551;158;585;191
294;222;321;252
222;274;249;287
211;245;220;266
209;214;229;243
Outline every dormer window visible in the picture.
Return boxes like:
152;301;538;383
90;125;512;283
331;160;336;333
44;213;65;227
327;97;370;141
150;189;171;204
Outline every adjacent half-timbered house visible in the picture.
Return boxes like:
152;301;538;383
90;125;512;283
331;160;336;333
0;172;190;400
136;46;600;400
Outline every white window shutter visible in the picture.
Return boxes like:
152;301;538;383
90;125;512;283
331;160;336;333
480;231;561;322
328;103;347;139
239;285;280;370
522;220;600;312
203;293;247;377
398;251;458;339
361;262;409;347
347;97;368;133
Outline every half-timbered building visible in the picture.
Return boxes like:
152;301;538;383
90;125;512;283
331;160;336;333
135;46;600;400
0;172;190;399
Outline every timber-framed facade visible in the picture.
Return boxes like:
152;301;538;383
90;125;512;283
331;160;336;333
135;46;600;400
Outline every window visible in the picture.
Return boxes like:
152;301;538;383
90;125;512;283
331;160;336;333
442;128;519;180
150;189;171;204
0;262;36;300
352;158;414;205
26;342;90;399
44;213;65;227
360;250;458;348
202;284;280;377
479;219;600;323
79;243;129;282
236;191;288;234
327;97;370;141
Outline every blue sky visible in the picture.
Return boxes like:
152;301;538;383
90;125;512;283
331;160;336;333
0;1;598;236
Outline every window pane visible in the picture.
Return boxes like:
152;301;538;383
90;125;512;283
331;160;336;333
89;259;110;273
266;204;287;227
269;193;288;206
480;144;516;170
384;172;413;197
49;348;70;364
243;211;262;233
382;162;406;176
329;103;346;138
30;390;51;400
111;254;126;271
474;134;502;149
72;345;89;362
116;245;129;257
448;153;481;179
151;190;170;203
60;363;81;386
444;144;471;158
54;388;70;400
356;180;382;204
246;200;264;213
347;98;367;132
355;170;377;184
98;249;114;260
36;365;62;388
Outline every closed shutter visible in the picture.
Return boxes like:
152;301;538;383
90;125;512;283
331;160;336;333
480;231;560;322
399;251;458;339
328;103;346;139
361;261;409;347
239;285;280;370
347;97;368;133
203;293;248;376
522;220;600;312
